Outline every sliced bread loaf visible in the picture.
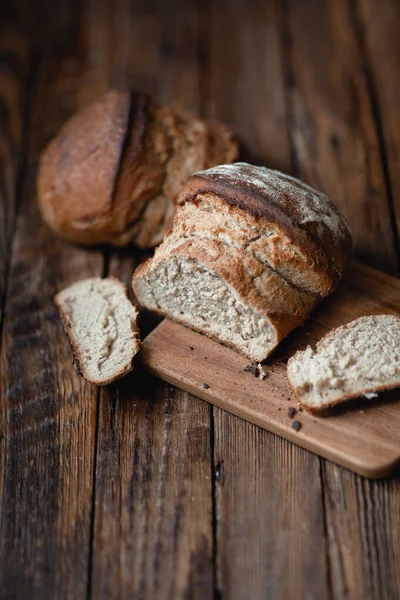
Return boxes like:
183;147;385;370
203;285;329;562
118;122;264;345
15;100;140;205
287;314;400;413
55;277;140;385
38;89;237;249
132;163;352;361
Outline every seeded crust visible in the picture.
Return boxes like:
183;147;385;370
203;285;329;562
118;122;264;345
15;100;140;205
38;89;238;248
178;163;352;296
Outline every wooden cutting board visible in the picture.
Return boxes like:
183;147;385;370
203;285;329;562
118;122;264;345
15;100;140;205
140;261;400;478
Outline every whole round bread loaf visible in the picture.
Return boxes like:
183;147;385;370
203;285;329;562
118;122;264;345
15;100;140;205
132;163;352;361
37;89;238;248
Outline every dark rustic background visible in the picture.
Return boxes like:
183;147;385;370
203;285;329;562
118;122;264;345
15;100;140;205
1;0;400;598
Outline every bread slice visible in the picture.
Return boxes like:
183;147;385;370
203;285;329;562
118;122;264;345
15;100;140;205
55;277;140;385
132;163;351;362
287;314;400;413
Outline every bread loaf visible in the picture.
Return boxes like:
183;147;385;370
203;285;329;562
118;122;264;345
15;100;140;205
287;314;400;413
55;277;140;385
132;163;352;361
38;89;238;248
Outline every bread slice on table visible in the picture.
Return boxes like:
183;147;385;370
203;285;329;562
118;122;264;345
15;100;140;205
55;277;140;385
132;162;352;362
38;89;237;249
287;314;400;413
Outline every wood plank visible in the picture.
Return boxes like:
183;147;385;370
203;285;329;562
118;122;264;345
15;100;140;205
322;462;400;599
93;374;213;600
214;417;327;599
284;1;400;598
89;1;214;598
284;0;397;275
0;5;32;553
208;1;329;597
140;261;400;478
356;0;400;259
0;11;30;335
0;1;111;597
209;0;291;170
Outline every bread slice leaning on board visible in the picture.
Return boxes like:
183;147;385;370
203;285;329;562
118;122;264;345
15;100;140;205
132;162;352;361
55;277;140;385
287;314;400;413
38;89;237;249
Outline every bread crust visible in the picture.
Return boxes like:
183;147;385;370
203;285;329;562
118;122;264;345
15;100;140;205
38;89;238;248
288;378;400;415
133;163;351;361
38;89;136;244
55;277;141;385
178;163;352;296
133;236;319;361
163;191;335;296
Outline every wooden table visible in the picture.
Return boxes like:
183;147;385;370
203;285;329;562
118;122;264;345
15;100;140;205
1;0;400;598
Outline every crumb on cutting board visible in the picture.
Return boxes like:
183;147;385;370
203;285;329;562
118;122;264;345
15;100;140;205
243;363;267;379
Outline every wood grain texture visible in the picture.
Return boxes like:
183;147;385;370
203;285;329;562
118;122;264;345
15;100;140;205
208;1;328;598
0;91;101;599
214;418;328;600
1;1;400;598
322;463;400;600
209;0;291;170
284;1;400;598
0;2;105;597
89;1;214;598
283;0;397;275
0;9;30;336
92;375;213;600
356;0;400;260
140;261;400;477
0;5;31;559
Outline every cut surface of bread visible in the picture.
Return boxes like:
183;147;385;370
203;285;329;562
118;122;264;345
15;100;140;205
287;314;400;413
55;277;140;385
133;162;351;361
133;255;279;360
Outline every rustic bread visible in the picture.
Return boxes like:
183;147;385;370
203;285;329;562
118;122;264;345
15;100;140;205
55;277;140;385
38;89;238;249
132;163;352;361
287;314;400;413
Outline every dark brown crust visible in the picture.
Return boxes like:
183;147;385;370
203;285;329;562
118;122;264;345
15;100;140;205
38;90;132;236
289;380;400;416
112;89;151;197
38;89;238;248
111;90;152;229
178;165;352;296
58;310;85;378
